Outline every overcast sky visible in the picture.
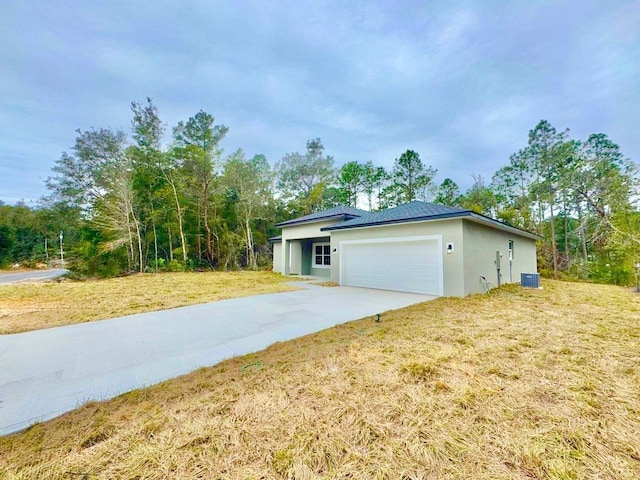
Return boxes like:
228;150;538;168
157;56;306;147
1;0;638;205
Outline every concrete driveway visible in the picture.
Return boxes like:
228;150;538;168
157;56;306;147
0;283;433;435
0;269;68;285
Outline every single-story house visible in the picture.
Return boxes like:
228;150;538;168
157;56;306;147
270;201;540;297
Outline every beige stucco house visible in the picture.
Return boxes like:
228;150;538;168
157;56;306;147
270;201;540;297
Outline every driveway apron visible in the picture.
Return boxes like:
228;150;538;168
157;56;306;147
0;283;433;435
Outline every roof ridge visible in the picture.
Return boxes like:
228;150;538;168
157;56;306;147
320;201;540;240
275;205;368;228
320;201;472;231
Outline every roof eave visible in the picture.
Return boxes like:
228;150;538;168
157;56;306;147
467;213;543;240
275;213;359;228
321;211;472;231
322;211;542;240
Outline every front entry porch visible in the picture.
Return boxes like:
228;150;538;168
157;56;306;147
283;236;331;278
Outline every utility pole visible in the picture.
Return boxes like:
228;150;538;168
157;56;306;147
59;231;64;266
44;238;48;264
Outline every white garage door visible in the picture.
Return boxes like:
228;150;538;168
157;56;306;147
340;236;443;296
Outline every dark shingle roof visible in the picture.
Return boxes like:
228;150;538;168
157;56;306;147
275;201;541;239
275;206;368;227
268;235;282;242
322;201;470;231
320;201;541;239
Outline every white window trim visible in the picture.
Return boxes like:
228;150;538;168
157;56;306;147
312;242;331;269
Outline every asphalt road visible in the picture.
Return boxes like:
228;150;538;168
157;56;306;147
0;269;68;285
0;282;433;435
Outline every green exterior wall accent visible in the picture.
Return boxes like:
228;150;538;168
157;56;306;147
301;239;311;275
310;267;330;278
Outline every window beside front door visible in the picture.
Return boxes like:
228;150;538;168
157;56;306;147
313;242;331;268
508;240;514;260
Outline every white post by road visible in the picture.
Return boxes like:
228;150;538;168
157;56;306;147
59;231;64;266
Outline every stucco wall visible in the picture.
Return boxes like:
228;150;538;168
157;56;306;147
300;240;311;275
272;242;282;273
288;241;302;275
282;219;342;240
310;267;330;278
307;239;330;277
462;220;538;295
281;219;342;274
328;218;466;297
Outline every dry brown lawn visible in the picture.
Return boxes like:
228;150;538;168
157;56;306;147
313;281;340;287
1;280;639;479
0;271;297;334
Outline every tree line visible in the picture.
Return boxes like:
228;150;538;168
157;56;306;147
0;100;638;284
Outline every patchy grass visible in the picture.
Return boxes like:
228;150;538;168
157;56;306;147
1;280;639;479
0;271;298;334
313;281;339;287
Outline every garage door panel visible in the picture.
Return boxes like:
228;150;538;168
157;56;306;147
340;237;442;295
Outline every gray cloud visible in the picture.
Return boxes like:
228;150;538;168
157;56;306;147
1;0;638;204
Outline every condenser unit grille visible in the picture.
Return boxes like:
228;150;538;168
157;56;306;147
521;273;540;288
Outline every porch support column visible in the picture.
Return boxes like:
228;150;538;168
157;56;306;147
283;239;290;275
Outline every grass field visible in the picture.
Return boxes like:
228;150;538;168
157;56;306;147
1;280;639;479
0;271;297;334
